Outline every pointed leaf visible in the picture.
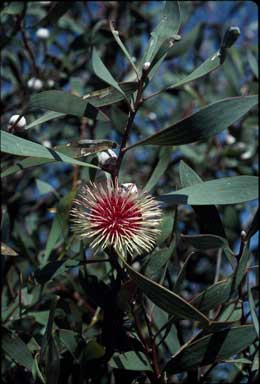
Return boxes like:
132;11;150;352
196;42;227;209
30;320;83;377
2;327;34;371
144;147;172;192
181;234;234;253
27;90;109;121
179;161;226;238
160;176;258;205
245;208;259;241
120;256;209;324
1;131;99;169
92;48;126;98
26;111;64;130
164;325;257;374
129;95;258;147
143;1;181;64
2;157;54;178
109;351;152;371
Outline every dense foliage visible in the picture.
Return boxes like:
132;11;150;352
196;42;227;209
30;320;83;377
1;1;259;383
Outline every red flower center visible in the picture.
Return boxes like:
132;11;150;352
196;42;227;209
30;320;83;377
90;194;142;238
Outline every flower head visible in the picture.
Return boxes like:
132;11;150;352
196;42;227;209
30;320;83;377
71;181;162;257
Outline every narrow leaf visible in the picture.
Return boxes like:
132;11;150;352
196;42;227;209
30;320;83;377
129;95;258;147
92;48;126;98
109;21;139;78
247;281;259;337
143;1;181;64
160;176;258;205
26;111;64;130
109;351;152;372
1;131;99;170
179;161;226;238
120;256;209;324
27;90;109;121
2;327;34;371
144;147;172;192
163;325;257;374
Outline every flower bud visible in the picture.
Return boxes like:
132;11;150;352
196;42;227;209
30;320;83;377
36;27;50;40
225;133;236;145
47;79;55;88
98;149;117;165
8;115;27;129
143;61;151;71
120;183;138;195
27;78;43;90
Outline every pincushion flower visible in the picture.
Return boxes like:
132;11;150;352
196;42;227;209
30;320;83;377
71;181;162;257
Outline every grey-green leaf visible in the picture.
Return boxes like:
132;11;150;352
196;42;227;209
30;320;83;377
181;234;234;253
92;48;126;98
27;90;109;121
26;111;64;130
120;256;209;324
143;1;181;64
2;327;34;371
109;351;152;371
129;95;258;147
1;131;99;170
144;147;172;192
160;176;258;205
163;325;257;374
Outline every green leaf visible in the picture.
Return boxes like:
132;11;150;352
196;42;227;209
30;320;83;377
26;111;64;130
59;329;79;360
191;243;250;313
179;160;202;187
84;340;105;361
163;325;257;374
144;240;175;281
43;191;75;262
1;157;54;178
144;147;172;192
1;2;25;15
181;234;234;253
82;82;137;107
36;179;58;197
232;243;250;291
27;91;109;121
119;256;209;324
109;351;152;372
40;297;60;384
247;50;258;79
1;131;99;170
128;95;258;147
25;83;137;131
142;1;181;65
165;27;240;91
252;351;259;371
160;176;258;205
174;252;192;293
2;327;34;371
92;48;126;98
247;281;259;337
166;24;201;60
109;21;139;78
158;211;175;244
153;306;181;355
34;259;79;284
179;161;226;238
245;208;259;241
